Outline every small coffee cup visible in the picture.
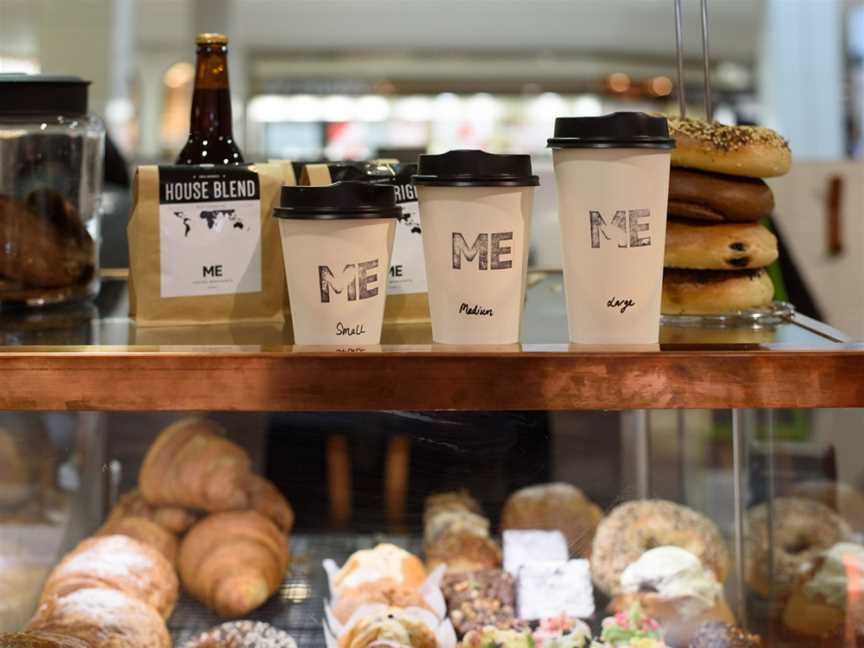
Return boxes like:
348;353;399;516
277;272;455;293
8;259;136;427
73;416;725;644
274;182;400;345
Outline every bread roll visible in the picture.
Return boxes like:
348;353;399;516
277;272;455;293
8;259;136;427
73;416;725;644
501;483;602;558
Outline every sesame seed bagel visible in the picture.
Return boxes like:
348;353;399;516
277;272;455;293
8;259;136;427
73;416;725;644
665;221;778;271
591;499;730;597
669;117;791;178
662;269;774;315
745;497;853;598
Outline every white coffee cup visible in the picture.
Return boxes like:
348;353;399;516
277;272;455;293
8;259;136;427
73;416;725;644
413;150;539;345
274;182;399;345
548;113;675;344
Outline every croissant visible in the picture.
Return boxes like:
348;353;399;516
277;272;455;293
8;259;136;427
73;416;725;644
95;515;178;565
0;631;92;648
179;511;289;617
139;417;251;512
245;475;294;533
27;587;170;648
107;489;197;534
39;535;178;619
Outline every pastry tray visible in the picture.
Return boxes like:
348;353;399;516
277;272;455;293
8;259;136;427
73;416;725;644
660;301;795;328
168;533;424;648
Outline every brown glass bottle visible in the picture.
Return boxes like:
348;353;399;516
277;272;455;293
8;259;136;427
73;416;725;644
176;33;245;165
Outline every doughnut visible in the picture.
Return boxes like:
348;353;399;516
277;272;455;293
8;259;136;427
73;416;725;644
689;621;762;648
665;221;778;271
181;621;298;648
669;117;791;178
669;168;775;222
662;268;774;315
745;497;853;597
590;499;730;597
790;479;864;531
500;483;602;558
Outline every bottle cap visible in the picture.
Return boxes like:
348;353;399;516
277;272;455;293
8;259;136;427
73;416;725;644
196;33;229;45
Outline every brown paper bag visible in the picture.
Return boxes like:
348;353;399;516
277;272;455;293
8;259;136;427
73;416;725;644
301;161;430;324
128;162;294;326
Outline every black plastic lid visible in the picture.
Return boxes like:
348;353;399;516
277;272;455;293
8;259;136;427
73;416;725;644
274;181;402;220
547;112;675;149
412;150;539;187
0;74;90;117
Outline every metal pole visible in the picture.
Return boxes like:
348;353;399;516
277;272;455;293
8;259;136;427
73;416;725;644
674;0;687;118
732;409;747;626
635;410;652;499
677;410;687;499
765;410;777;633
701;0;714;121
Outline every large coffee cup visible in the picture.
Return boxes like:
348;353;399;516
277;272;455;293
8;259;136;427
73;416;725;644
274;182;399;345
413;150;539;345
548;112;674;344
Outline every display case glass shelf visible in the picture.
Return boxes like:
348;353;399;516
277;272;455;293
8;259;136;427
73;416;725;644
0;273;860;412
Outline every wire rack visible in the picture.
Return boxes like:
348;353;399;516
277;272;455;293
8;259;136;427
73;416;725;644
168;533;424;648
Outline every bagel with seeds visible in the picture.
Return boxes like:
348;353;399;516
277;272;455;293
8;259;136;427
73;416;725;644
669;117;791;178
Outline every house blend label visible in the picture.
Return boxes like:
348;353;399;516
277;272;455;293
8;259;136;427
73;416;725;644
388;182;427;295
158;166;262;298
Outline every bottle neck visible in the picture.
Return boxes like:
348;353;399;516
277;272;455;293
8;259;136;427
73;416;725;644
189;44;234;137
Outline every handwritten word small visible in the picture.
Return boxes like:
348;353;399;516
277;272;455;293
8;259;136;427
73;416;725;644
336;321;367;336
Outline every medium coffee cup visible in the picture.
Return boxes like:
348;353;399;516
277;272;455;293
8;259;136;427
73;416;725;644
548;112;675;344
413;150;539;345
274;182;399;345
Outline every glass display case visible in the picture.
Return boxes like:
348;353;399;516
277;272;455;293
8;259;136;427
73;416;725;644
1;273;863;648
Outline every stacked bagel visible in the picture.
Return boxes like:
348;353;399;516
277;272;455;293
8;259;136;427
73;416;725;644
662;117;791;315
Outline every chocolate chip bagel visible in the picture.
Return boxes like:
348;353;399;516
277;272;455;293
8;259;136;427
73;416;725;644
665;221;778;271
591;499;730;597
669;117;791;178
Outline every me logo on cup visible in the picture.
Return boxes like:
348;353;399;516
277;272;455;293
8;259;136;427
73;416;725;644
589;209;652;249
451;232;514;270
318;259;380;303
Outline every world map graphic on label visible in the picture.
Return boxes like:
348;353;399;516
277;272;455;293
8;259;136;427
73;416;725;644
173;209;246;237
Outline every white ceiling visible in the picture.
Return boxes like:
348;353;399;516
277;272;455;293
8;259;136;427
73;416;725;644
134;0;763;61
